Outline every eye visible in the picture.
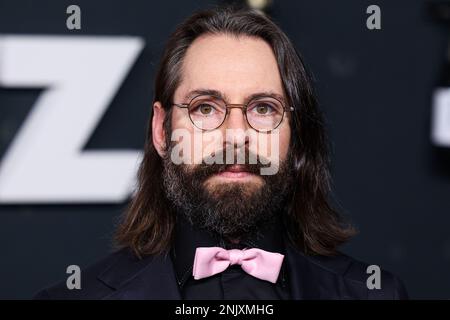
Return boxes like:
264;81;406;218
253;103;274;115
191;103;216;115
199;104;213;115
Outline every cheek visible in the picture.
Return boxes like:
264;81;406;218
200;130;225;158
278;126;290;161
246;127;290;164
171;108;192;131
170;109;195;163
275;113;291;162
170;109;224;163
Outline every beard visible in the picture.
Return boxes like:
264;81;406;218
162;146;295;241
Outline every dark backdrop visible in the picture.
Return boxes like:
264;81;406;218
0;0;449;299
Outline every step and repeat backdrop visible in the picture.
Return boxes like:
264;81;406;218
0;0;449;298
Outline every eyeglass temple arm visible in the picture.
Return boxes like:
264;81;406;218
172;103;189;108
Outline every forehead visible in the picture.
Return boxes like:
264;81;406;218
174;34;284;101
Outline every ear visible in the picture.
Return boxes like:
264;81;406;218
152;101;167;157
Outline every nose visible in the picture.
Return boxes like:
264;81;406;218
223;106;249;148
225;106;248;130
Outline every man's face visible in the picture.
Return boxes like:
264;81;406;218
153;34;293;239
173;34;290;185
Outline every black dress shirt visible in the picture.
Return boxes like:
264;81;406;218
170;214;291;300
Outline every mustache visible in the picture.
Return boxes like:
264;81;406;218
188;147;273;181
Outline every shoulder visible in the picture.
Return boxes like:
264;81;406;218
33;248;152;300
305;251;408;299
284;241;408;299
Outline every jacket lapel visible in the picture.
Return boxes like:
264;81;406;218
287;245;360;300
285;243;328;299
97;249;182;299
285;243;368;300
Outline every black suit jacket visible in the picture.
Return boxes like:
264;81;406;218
34;242;408;300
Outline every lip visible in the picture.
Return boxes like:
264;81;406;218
215;165;254;179
217;171;252;178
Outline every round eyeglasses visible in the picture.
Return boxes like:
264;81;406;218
171;94;294;133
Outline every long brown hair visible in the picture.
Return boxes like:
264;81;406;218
115;5;356;258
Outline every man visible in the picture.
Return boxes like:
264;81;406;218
35;5;408;300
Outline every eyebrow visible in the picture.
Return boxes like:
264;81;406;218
183;88;286;104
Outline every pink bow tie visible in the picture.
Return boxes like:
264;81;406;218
192;247;284;283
